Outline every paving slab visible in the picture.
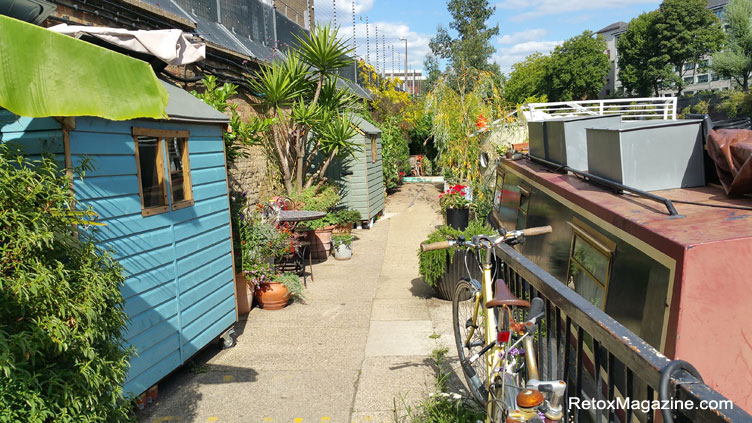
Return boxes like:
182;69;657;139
351;356;437;413
370;298;431;321
210;324;368;371
248;299;372;328
145;367;359;423
364;320;436;357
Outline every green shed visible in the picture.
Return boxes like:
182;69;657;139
326;116;385;223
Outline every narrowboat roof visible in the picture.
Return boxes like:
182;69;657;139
502;158;752;252
352;115;381;135
160;80;229;124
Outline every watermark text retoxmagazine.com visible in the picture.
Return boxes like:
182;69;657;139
568;397;734;414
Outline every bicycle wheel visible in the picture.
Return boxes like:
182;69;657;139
453;278;489;405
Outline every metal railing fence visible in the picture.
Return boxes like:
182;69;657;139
523;98;678;121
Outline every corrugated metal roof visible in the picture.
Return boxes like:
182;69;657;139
352;115;381;134
707;0;727;9
161;80;229;123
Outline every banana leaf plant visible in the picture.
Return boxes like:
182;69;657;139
249;24;361;194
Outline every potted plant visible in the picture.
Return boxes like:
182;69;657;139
249;264;305;310
440;184;471;231
332;233;354;260
235;204;296;312
291;185;341;260
331;209;361;234
231;192;255;314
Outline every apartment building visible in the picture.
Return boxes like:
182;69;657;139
598;0;732;98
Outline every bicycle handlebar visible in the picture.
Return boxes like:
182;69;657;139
420;240;453;252
419;225;553;252
522;225;552;237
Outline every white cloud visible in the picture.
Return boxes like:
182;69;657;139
498;28;547;45
496;0;657;21
492;40;562;73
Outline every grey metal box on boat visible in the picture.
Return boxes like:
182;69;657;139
586;120;705;192
528;115;622;171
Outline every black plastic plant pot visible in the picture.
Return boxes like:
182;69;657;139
446;207;469;231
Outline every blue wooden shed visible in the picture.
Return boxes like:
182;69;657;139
0;81;237;396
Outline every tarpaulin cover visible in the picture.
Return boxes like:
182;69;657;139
707;129;752;195
0;15;168;120
48;24;206;65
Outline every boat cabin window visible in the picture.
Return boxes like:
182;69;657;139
493;170;505;209
566;219;615;310
133;128;193;216
516;186;530;229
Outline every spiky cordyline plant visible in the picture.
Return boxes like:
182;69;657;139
249;25;361;195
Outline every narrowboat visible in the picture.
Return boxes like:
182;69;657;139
487;145;752;414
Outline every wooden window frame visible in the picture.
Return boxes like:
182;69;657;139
565;217;616;310
166;137;195;211
132;127;193;216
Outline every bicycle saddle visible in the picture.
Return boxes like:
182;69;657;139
486;279;530;308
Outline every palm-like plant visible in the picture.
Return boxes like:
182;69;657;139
250;24;360;194
294;24;355;105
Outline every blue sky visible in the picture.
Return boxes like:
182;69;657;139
314;0;663;74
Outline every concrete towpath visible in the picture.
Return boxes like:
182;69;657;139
137;183;465;423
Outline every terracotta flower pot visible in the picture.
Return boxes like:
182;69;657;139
254;282;290;310
309;226;335;260
234;272;253;315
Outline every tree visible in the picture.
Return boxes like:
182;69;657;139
545;31;610;101
504;52;550;105
618;11;675;96
423;54;442;91
429;0;499;72
249;25;360;195
654;0;725;96
711;0;752;91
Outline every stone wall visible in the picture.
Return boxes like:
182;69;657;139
227;145;280;204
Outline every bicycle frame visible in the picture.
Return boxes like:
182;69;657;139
467;245;548;422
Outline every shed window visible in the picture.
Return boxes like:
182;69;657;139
566;219;615;310
166;137;193;209
133;128;193;216
370;135;377;163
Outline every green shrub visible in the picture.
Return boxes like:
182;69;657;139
418;221;495;287
330;209;361;226
332;233;354;247
0;147;133;422
290;184;340;212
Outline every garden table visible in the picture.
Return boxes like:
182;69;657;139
277;210;326;285
278;210;326;223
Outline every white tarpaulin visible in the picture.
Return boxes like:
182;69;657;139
48;24;205;65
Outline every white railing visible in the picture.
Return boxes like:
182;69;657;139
522;97;678;121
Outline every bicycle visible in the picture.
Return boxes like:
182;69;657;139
421;226;567;423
